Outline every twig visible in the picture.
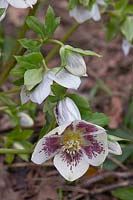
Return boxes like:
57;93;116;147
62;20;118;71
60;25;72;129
82;171;133;187
108;155;128;171
90;180;133;195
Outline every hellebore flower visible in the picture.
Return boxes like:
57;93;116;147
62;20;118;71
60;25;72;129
55;97;122;156
69;0;105;23
0;0;37;21
18;112;34;128
20;68;81;104
122;39;133;56
31;120;108;181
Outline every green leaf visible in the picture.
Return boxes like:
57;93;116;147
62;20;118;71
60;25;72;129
5;154;15;164
106;17;121;42
51;83;67;97
19;38;41;52
26;16;46;39
121;17;133;42
88;112;110;126
112;187;133;200
115;0;128;12
64;45;101;57
0;8;5;17
8;129;33;141
68;0;78;9
45;6;60;37
107;134;129;142
67;94;92;120
16;52;44;66
24;68;43;90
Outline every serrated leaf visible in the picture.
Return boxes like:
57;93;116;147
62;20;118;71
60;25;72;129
26;16;46;39
45;6;60;37
19;38;41;52
88;112;110;126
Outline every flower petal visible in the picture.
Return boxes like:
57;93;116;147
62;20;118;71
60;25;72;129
122;39;131;56
7;0;37;8
83;131;108;166
65;52;87;76
31;124;68;164
97;0;105;5
20;86;30;104
91;4;101;21
54;97;81;125
108;140;122;155
48;68;81;90
54;149;89;181
30;74;53;104
69;6;91;24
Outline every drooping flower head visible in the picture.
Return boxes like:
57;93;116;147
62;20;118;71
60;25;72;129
69;0;105;23
31;120;108;181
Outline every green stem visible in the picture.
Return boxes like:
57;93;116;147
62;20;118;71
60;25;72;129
44;39;64;46
0;88;20;96
0;148;32;154
45;23;80;63
0;2;39;86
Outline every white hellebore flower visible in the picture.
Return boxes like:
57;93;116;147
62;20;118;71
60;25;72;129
65;52;87;76
69;0;105;23
20;68;81;104
0;0;37;21
31;120;108;181
55;97;122;157
18;112;34;128
122;39;133;56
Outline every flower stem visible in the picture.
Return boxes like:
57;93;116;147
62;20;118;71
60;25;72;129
0;88;20;96
0;2;39;86
44;39;64;46
45;23;80;63
0;148;32;154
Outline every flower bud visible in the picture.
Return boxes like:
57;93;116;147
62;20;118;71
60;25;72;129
65;52;87;76
18;112;34;128
54;97;81;125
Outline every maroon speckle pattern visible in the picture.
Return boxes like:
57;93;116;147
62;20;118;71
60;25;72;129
76;121;98;134
61;150;83;170
82;135;104;159
39;136;61;156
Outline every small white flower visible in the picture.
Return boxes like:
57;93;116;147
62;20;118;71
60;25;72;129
31;120;108;181
122;39;133;56
69;0;105;23
18;112;34;128
0;0;37;21
20;68;81;104
65;52;87;76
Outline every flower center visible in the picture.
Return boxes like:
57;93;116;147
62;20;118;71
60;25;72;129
62;131;83;155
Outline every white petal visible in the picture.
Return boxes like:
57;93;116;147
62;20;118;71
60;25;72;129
31;124;68;164
122;39;131;56
7;0;37;8
108;140;122;155
97;0;105;5
54;149;89;181
91;4;101;21
48;68;81;90
18;112;34;128
83;130;108;166
65;52;86;76
30;74;53;104
69;6;91;24
20;86;30;104
55;97;81;125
